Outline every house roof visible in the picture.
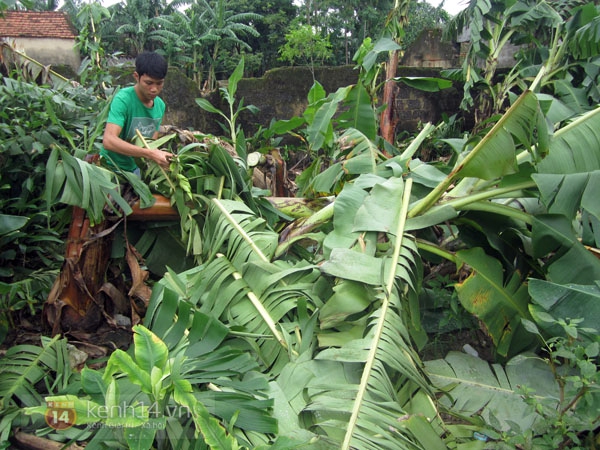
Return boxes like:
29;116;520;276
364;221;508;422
0;11;77;39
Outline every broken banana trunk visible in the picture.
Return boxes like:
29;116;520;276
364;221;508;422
44;195;177;336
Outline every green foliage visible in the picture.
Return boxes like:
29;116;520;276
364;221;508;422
196;57;259;148
455;247;536;358
0;270;58;344
444;0;600;124
228;0;297;72
269;36;453;198
427;310;599;449
24;325;265;449
142;135;273;263
403;1;450;48
3;4;600;448
0;0;33;13
190;0;261;91
512;317;599;449
0;335;76;447
102;0;176;57
138;173;452;449
528;279;600;342
60;0;449;90
46;147;140;226
74;2;114;90
420;273;476;334
426;351;559;439
0;73;108;344
278;23;333;79
154;198;319;373
314;179;441;450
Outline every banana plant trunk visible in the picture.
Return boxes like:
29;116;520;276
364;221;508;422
44;206;110;335
380;50;399;145
44;196;178;335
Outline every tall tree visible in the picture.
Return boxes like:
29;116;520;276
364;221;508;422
293;0;394;65
27;0;57;10
403;0;450;48
279;22;333;79
229;0;297;74
327;0;395;64
193;0;261;91
153;10;194;70
107;0;173;56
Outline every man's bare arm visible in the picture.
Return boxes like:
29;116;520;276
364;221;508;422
102;123;171;169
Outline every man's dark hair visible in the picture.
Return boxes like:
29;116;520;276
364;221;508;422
135;52;168;79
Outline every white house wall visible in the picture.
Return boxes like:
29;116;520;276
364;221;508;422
5;37;80;70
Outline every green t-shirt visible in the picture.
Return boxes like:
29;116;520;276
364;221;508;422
100;86;166;172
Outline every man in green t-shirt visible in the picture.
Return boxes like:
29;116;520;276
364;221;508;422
101;51;172;174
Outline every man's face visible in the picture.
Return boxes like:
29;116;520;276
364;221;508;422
133;72;165;104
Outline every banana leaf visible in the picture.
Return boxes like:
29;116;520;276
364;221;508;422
0;335;71;411
306;86;351;152
203;199;278;266
322;181;372;256
424;351;559;434
455;91;544;180
0;214;29;235
309;130;386;194
528;278;600;341
45;148;135;225
532;214;600;284
409;90;545;218
320;175;425;345
392;76;453;92
338;83;378;140
308;179;444;449
143;282;278;439
308;301;446;450
570;5;600;59
455;247;536;358
535;106;600;223
151;198;321;372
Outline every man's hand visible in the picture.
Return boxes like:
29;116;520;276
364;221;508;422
103;124;173;170
150;149;173;170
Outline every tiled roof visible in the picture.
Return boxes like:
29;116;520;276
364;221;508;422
0;11;77;39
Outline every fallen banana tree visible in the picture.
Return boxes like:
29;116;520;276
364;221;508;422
5;31;598;447
30;85;600;449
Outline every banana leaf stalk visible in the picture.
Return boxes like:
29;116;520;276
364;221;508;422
342;178;413;449
1;43;70;85
212;198;270;263
275;201;334;257
135;130;177;193
220;255;290;353
266;196;334;219
408;90;540;218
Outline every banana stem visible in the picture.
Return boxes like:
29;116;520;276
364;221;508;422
135;129;176;193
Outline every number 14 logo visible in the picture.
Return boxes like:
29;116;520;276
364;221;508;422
45;401;77;430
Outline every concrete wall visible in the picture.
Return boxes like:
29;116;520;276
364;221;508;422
391;68;463;131
3;37;80;71
159;65;463;138
401;29;460;68
156;29;466;137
